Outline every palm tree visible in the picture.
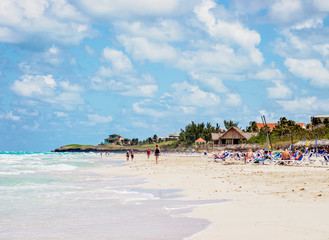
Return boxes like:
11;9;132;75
224;120;239;130
246;121;258;132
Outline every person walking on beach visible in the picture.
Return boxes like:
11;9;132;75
154;145;160;164
126;151;130;161
130;150;134;161
147;149;151;159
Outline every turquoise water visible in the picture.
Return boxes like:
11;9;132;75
0;152;222;239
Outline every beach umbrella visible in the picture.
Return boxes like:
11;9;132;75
195;138;206;149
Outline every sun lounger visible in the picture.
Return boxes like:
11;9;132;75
279;154;304;165
214;152;229;161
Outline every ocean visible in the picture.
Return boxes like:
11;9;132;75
0;152;222;239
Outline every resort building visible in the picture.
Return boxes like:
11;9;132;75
312;115;329;123
212;126;256;146
256;122;306;132
104;134;124;145
169;133;180;140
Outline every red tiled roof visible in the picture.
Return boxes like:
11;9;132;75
296;123;305;128
256;123;277;131
195;138;206;143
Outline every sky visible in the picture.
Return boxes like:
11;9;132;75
1;0;329;151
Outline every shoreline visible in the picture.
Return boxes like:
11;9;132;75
92;153;329;239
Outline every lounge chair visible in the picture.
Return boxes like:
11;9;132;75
213;152;230;162
322;155;329;165
279;154;304;165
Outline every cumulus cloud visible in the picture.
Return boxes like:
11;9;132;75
11;74;84;109
269;0;303;24
171;81;220;107
277;97;329;113
194;0;263;65
0;0;94;44
92;46;158;97
224;93;242;107
102;47;134;73
133;99;167;118
76;0;190;19
291;18;323;30
119;35;177;62
250;68;285;81
285;58;329;87
313;0;329;12
114;20;185;42
11;74;57;97
190;72;228;93
267;80;292;99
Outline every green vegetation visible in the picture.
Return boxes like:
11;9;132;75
64;144;95;148
247;117;329;146
61;117;329;151
224;120;239;129
178;121;221;147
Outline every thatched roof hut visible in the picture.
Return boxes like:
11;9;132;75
294;139;329;149
212;126;257;145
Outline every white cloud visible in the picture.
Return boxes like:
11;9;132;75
103;47;134;73
171;81;220;107
0;0;94;44
267;80;292;99
54;112;68;118
133;99;166;117
285;58;329;87
269;0;303;23
11;74;84;109
119;35;177;62
313;0;329;12
291;18;323;30
313;44;329;56
250;68;285;81
114;20;184;42
194;0;263;65
121;85;158;97
0;111;21;121
77;0;183;18
277;97;329;113
190;72;228;93
225;93;242;106
88;114;113;124
11;74;56;97
91;74;158;98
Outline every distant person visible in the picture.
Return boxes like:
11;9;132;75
147;149;151;159
295;150;304;160
245;149;253;163
281;149;290;160
130;150;134;161
126;151;130;161
154;145;160;164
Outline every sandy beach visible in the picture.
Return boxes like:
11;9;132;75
93;153;329;240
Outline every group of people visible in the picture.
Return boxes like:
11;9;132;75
126;145;161;164
209;148;306;164
126;150;135;161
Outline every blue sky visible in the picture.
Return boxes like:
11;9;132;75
1;0;329;151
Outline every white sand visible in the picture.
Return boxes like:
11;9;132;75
93;153;329;240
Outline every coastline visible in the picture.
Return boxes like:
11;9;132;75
91;153;329;240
